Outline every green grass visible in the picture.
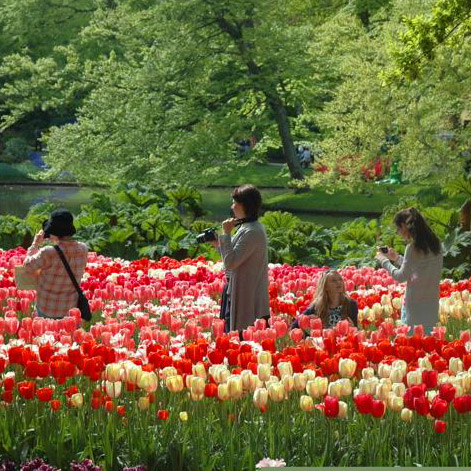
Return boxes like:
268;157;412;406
264;183;465;214
207;161;313;187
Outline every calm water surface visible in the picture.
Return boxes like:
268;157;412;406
0;185;360;228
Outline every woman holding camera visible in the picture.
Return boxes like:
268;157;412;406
216;185;270;334
23;209;88;319
376;207;442;333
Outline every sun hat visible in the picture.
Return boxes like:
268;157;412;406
42;209;76;238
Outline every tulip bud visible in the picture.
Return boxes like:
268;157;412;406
138;396;150;411
282;375;294;393
124;364;143;385
70;393;83;408
362;367;375;379
388;394;403;412
401;408;413;421
378;363;391;379
105;380;122;398
253;388;269;408
392;360;407;373
339;359;357;378
166;375;184;393
392;382;405;397
105;363;122;382
162;366;178;379
138;371;158;393
449;357;463;374
258;363;271;382
293;373;307;391
338;401;348;419
179;411;188;421
257;351;272;365
227;376;243;399
390;368;404;383
328;381;343;398
300;395;314;412
192;362;207;379
338;378;352;396
306;377;328;398
418;357;432;370
277;362;293;378
268;383;285;402
218;383;230;401
359;379;376;395
303;369;316;381
190;377;205;396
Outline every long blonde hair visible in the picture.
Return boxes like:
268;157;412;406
311;270;348;326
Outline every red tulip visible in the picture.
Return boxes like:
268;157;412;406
438;383;456;403
17;381;36;400
422;370;438;389
430;397;448;418
323;395;340;418
37;386;54;402
354;393;374;414
372;400;386;418
50;399;61;411
434;420;447;433
453;395;471;414
157;409;170;420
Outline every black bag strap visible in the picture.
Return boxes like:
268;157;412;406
53;245;83;295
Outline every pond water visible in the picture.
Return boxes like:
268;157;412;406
0;185;360;228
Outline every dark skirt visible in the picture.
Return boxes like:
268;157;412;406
220;283;231;333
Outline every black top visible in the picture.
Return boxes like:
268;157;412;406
292;298;358;331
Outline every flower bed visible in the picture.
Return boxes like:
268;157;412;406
0;247;471;470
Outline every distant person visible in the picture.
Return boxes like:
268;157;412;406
23;209;88;319
34;129;42;151
292;270;358;333
301;147;311;168
376;207;443;333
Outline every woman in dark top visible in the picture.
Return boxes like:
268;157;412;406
292;270;358;333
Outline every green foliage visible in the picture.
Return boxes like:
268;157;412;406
0;214;32;248
2;137;29;163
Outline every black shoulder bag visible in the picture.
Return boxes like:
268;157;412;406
53;245;92;321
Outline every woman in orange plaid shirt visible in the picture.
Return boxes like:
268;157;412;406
23;209;88;319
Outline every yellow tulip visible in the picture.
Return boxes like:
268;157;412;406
257;363;271;382
377;363;391;379
392;382;405;397
299;395;314;412
387;394;403;412
293;373;307;391
192;362;207;379
162;366;178;379
70;393;83;408
389;368;404;383
227;376;243;399
268;383;285;402
449;357;463;374
179;411;188;421
277;362;293;378
105;363;122;382
218;383;230;401
282;375;294;393
339;358;356;378
105;380;122;398
166;374;184;393
303;369;316;381
257;351;272;365
400;408;413;421
138;396;150;411
138;371;158;393
338;401;348;419
338;378;352;396
328;381;343;398
253;388;268;408
406;370;422;386
362;367;375;379
190;376;205;396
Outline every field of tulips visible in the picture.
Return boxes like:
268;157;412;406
0;246;471;470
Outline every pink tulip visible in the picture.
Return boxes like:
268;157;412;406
5;318;19;335
290;328;304;343
310;317;323;330
413;325;425;338
242;329;253;341
460;330;470;343
274;321;288;338
212;319;225;338
254;318;267;330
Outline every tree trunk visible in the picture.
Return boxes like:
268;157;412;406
460;199;471;231
267;95;304;181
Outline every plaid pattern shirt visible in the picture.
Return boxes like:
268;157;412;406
23;239;88;318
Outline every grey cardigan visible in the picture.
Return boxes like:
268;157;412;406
218;221;270;331
381;243;443;333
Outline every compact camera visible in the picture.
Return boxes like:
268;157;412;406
196;227;218;244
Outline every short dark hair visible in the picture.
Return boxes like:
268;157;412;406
394;207;441;255
232;184;262;219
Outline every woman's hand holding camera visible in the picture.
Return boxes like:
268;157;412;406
222;218;237;235
375;246;400;263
